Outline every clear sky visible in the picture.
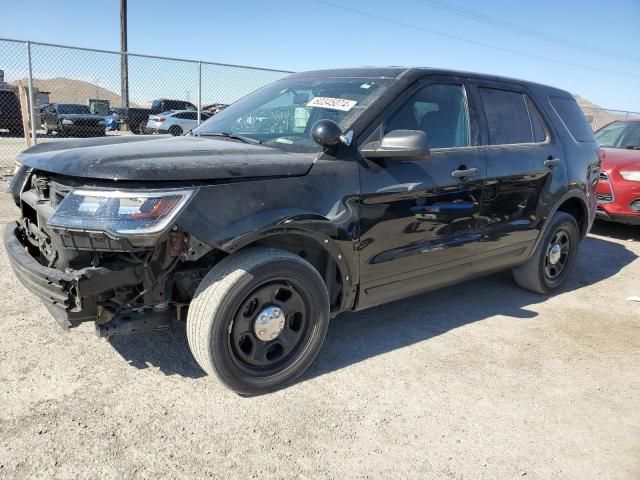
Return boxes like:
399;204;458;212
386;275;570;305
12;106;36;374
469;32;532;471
2;0;639;111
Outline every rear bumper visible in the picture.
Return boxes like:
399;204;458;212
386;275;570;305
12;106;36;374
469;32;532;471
145;127;169;134
3;222;90;328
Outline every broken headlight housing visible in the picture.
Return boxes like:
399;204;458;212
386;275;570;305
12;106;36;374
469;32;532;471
48;188;195;237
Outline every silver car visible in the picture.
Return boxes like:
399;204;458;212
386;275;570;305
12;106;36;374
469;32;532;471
145;110;210;136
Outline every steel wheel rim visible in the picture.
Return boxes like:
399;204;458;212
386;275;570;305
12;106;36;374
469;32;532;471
544;228;570;281
228;278;310;373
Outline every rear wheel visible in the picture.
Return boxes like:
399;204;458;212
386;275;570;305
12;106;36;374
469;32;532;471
512;211;579;294
187;248;330;395
169;125;183;136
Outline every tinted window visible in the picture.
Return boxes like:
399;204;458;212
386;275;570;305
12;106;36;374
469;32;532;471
182;112;197;120
549;97;594;142
526;97;547;143
57;104;91;115
384;83;470;149
479;88;534;145
164;100;195;111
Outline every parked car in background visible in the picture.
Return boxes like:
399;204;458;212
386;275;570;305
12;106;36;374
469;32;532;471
43;103;105;137
126;99;197;134
6;68;600;395
145;109;210;135
0;89;23;136
595;119;640;225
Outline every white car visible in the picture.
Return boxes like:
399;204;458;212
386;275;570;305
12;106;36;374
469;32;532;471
145;110;210;136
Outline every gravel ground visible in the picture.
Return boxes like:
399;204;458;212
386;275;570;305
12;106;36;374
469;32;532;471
0;187;638;480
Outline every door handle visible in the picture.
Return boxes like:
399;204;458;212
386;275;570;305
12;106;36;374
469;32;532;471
451;168;479;179
544;157;561;168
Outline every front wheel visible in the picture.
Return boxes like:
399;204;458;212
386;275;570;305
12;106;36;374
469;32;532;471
512;211;580;294
187;248;330;395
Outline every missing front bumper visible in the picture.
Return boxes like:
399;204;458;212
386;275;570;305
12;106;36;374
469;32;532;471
4;223;146;330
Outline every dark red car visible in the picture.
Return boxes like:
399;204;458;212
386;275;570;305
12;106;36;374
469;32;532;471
595;119;640;225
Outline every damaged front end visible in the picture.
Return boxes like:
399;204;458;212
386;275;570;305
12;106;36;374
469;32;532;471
5;168;218;338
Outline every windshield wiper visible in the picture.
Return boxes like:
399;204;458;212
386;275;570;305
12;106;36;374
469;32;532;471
197;132;262;145
625;145;640;150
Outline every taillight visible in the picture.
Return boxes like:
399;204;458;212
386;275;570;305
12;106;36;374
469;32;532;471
156;117;166;123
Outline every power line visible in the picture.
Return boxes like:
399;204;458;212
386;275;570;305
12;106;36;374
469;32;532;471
313;0;640;79
416;0;640;64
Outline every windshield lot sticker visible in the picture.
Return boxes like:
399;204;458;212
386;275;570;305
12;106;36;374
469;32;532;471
307;97;357;112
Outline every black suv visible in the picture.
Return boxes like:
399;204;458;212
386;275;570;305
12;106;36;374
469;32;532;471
0;89;23;136
5;68;600;394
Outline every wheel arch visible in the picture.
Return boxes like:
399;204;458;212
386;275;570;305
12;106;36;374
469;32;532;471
532;190;591;254
220;223;356;315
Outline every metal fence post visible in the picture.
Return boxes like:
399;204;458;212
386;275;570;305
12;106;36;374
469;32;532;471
592;109;600;131
197;61;202;126
26;41;37;145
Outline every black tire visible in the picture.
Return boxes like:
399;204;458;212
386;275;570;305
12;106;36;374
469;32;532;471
187;247;330;395
512;211;580;294
169;125;183;136
57;123;66;137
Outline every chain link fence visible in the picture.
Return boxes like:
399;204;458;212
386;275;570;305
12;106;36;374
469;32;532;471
2;37;639;174
0;38;291;173
581;107;640;132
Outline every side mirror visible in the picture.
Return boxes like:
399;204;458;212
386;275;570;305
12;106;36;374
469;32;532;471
311;119;344;147
360;130;430;161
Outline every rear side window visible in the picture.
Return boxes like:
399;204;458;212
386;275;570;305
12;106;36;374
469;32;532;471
479;87;544;145
526;97;547;143
549;97;594;142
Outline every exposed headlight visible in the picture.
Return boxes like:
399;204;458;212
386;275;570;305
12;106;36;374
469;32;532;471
48;188;195;237
97;120;105;125
620;170;640;182
62;119;74;125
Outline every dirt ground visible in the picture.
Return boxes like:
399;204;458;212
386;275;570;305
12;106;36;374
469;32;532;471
0;186;638;480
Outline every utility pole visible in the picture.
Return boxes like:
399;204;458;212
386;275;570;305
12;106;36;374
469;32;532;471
120;0;129;111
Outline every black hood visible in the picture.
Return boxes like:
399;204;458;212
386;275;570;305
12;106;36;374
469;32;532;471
17;135;316;181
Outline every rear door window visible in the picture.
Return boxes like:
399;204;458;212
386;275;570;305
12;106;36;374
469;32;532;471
479;87;536;145
549;97;594;142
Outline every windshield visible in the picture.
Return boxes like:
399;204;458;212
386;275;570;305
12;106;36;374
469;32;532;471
595;121;640;148
193;77;394;153
58;104;92;115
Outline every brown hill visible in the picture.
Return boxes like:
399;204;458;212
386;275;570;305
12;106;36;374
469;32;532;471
11;77;140;108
